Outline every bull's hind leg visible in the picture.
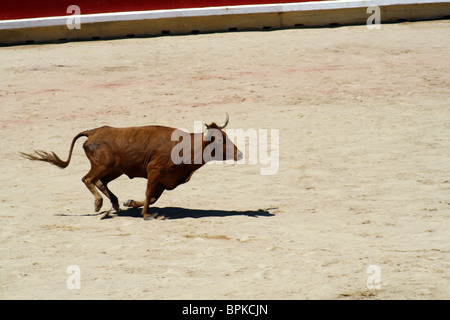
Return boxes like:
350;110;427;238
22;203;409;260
95;173;122;212
95;174;122;219
81;165;111;213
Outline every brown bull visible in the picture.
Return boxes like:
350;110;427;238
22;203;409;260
21;114;243;220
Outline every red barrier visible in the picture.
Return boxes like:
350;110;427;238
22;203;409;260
1;1;324;20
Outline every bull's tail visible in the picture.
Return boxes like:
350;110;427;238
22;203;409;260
20;131;90;169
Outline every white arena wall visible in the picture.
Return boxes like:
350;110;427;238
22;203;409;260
1;0;449;45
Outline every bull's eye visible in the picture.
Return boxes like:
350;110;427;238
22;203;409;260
217;138;223;143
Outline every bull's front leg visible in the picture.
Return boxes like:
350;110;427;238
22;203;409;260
142;169;161;220
123;184;165;208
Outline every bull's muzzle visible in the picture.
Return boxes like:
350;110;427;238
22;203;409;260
235;150;244;161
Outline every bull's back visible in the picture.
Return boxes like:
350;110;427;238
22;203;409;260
85;125;176;177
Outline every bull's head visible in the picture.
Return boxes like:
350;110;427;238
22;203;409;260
203;113;243;162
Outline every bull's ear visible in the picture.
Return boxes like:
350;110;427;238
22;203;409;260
203;123;213;140
204;125;224;142
204;129;212;141
203;124;209;139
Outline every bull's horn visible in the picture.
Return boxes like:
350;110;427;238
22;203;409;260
219;112;229;129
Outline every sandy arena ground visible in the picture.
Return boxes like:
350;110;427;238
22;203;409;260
1;20;449;300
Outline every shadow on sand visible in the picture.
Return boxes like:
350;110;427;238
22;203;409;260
117;206;276;220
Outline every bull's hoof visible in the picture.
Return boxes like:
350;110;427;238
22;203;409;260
112;202;120;212
94;198;103;212
123;199;133;207
143;215;155;221
100;209;118;220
